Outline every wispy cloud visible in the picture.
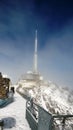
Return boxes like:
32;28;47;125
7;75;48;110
38;22;73;88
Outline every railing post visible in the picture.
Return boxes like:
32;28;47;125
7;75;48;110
26;100;38;130
38;106;53;130
0;120;4;130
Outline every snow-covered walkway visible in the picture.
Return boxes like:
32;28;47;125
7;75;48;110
0;92;31;130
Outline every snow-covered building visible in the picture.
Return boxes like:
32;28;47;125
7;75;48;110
17;30;46;89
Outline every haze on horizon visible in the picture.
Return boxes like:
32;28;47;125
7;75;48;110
0;0;73;89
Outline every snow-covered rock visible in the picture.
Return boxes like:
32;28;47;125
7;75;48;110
17;80;73;129
28;84;73;114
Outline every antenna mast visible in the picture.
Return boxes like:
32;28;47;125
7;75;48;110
34;30;38;74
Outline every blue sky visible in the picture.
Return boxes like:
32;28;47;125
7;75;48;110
0;0;73;89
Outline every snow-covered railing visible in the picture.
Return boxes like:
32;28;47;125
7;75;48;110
26;99;53;130
16;88;30;100
26;99;38;130
52;115;73;130
26;99;73;130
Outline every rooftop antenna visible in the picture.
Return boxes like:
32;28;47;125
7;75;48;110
33;30;38;74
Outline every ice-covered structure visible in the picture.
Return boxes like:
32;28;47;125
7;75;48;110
17;30;47;90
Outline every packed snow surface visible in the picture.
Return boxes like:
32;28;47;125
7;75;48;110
0;92;31;130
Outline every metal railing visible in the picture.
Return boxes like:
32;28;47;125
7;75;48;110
26;99;73;130
26;99;53;130
52;115;73;130
26;99;38;130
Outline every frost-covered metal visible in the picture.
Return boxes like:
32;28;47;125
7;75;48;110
26;99;73;130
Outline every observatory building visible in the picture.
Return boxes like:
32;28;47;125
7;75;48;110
17;31;47;89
